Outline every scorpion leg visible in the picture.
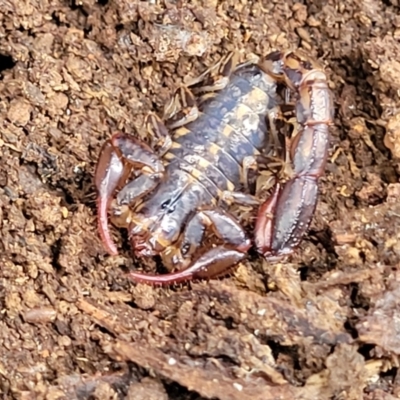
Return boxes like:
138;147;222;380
187;51;240;93
162;53;241;130
220;191;260;207
185;52;239;92
145;112;171;156
95;132;165;255
163;86;199;129
127;209;251;285
242;154;280;194
241;155;259;192
255;50;333;258
219;154;284;210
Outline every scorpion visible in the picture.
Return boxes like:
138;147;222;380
95;50;333;285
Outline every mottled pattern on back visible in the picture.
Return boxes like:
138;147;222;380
165;64;279;199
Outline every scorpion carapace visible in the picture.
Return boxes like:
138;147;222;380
95;50;334;285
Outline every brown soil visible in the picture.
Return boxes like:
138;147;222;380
1;0;400;399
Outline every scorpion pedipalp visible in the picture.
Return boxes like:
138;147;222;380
127;246;248;285
128;208;251;285
255;50;333;258
95;132;167;256
95;140;125;256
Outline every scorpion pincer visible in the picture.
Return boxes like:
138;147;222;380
95;50;333;285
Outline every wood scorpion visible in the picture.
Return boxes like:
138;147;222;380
95;50;334;285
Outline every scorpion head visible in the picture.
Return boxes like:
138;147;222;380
128;201;183;257
128;170;199;258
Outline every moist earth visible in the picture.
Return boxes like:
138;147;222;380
1;0;400;399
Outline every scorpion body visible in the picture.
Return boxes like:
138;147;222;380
95;50;333;285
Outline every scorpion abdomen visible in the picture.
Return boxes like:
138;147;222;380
165;64;280;200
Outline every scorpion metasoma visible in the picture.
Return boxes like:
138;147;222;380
95;50;334;285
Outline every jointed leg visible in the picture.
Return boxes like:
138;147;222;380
266;107;286;158
145;112;172;156
219;190;261;208
163;86;199;129
185;51;240;92
161;52;241;130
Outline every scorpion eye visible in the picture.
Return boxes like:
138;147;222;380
167;204;176;214
161;200;171;209
161;199;176;214
181;242;190;256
